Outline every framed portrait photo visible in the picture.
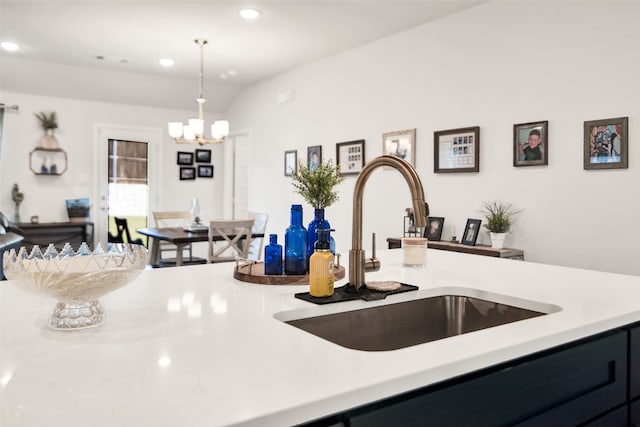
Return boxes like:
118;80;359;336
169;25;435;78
177;151;194;166
179;166;196;180
434;126;480;173
514;120;548;167
284;150;297;176
336;139;365;176
583;116;628;170
383;129;416;167
195;149;212;163
307;145;322;171
197;165;214;178
424;216;445;241
461;218;482;246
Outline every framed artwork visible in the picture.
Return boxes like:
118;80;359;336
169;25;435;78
583;116;628;170
197;165;214;178
307;145;322;171
424;216;445;241
177;151;194;165
461;218;482;246
284;150;297;176
195;149;212;163
383;129;416;166
434;126;480;173
179;166;196;180
514;120;548;167
336;139;365;176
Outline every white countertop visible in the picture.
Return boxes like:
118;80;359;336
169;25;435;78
2;249;640;426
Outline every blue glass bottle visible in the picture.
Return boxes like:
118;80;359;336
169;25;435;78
285;204;307;275
264;234;283;275
307;208;330;260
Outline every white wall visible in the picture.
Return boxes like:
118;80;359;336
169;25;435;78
227;1;640;275
0;92;225;234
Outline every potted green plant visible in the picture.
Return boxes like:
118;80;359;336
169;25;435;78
291;159;344;256
34;111;60;149
481;200;521;249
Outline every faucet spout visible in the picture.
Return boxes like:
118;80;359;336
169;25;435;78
349;155;426;290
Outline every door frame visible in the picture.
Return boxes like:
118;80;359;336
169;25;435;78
93;123;163;244
222;129;251;219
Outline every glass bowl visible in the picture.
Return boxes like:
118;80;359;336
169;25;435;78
3;242;147;330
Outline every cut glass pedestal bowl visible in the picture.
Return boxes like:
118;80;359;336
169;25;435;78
3;243;147;330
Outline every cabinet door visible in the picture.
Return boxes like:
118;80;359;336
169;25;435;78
631;327;640;399
348;332;626;427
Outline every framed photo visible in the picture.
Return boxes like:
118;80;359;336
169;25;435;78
307;145;322;171
424;216;445;241
197;165;214;178
284;150;297;176
179;166;196;180
461;218;482;246
177;151;194;165
434;126;480;173
195;149;211;163
336;139;365;176
584;116;628;170
514;120;548;167
383;129;416;166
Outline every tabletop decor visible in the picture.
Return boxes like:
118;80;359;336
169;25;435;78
461;219;482;246
3;242;146;330
583;116;628;170
514;120;548;167
434;126;480;173
11;183;24;223
481;200;521;249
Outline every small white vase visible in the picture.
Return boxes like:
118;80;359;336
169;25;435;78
40;129;59;149
490;232;506;249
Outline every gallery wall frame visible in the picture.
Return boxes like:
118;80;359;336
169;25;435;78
382;129;416;167
198;165;214;178
336;139;365;176
284;150;297;176
177;151;194;165
514;120;548;167
434;126;480;173
307;145;322;171
195;149;212;163
179;166;196;180
583;116;628;170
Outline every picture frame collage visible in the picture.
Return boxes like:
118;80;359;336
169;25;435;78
177;149;213;180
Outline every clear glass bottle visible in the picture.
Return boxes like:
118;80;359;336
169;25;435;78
285;204;307;275
307;208;331;260
264;234;283;275
190;197;202;226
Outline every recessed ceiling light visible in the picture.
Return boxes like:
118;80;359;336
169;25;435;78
227;69;239;77
1;41;20;51
239;8;261;20
219;72;229;80
159;58;175;67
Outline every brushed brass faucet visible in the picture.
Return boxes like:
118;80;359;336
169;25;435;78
348;155;427;290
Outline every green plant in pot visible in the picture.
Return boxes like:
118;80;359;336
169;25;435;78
481;200;521;249
291;159;344;257
34;111;60;149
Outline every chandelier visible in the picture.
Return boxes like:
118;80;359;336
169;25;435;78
168;39;229;145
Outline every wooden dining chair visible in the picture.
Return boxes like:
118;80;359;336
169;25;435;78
112;217;144;245
208;219;255;263
152;211;206;267
247;211;269;261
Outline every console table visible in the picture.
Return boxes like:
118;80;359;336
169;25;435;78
16;221;94;250
386;237;524;260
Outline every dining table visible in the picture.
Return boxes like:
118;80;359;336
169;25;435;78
137;227;264;267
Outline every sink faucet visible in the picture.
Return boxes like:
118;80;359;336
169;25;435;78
349;155;427;290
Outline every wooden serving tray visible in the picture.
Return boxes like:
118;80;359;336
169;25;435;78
233;262;345;285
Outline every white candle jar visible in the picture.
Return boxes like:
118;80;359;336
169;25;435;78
402;237;428;267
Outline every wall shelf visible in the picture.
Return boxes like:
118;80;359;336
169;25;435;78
29;147;68;175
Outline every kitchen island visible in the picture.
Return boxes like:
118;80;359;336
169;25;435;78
2;249;640;426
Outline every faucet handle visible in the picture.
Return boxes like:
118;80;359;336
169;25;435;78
364;232;381;273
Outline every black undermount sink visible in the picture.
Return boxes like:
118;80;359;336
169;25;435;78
285;294;548;351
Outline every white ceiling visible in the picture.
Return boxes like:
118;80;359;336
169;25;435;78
0;1;483;111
